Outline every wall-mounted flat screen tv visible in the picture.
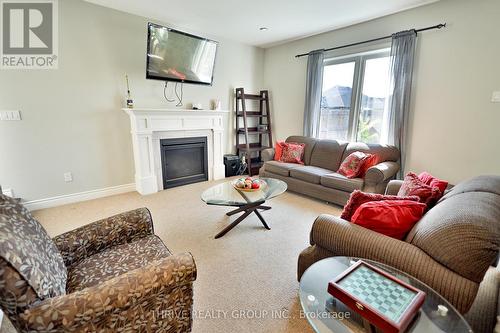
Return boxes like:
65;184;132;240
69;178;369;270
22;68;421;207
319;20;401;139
146;23;218;85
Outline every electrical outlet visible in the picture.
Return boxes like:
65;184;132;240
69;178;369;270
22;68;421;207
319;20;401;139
491;91;500;103
0;110;21;121
64;172;73;182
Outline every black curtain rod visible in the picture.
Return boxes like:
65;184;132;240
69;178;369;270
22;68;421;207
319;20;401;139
295;23;446;58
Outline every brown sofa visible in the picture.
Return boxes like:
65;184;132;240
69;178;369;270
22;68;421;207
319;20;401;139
259;136;400;205
0;194;196;333
298;175;500;333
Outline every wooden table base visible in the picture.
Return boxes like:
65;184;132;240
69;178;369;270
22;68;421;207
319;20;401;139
214;201;272;239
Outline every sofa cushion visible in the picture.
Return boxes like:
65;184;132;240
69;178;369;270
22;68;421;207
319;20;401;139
309;140;348;171
406;176;500;283
285;136;317;165
0;194;67;300
263;160;302;177
321;173;364;192
342;142;400;163
439;175;500;203
290;166;332;184
67;235;170;293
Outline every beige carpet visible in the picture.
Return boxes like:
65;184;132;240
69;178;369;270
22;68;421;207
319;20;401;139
1;178;342;333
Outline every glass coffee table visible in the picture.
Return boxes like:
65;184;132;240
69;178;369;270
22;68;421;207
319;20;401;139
201;177;287;239
299;257;472;333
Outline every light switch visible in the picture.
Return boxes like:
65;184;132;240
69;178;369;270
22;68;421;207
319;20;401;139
0;110;21;120
492;91;500;103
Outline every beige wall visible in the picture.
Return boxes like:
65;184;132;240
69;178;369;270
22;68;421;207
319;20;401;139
263;0;500;184
0;0;264;201
2;0;499;202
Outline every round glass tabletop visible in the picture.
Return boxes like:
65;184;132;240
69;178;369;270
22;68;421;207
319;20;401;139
201;177;287;207
299;257;472;333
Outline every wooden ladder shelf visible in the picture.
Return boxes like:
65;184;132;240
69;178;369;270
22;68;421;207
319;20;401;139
235;88;273;176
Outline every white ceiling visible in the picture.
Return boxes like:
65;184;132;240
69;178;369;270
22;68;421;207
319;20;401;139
85;0;438;48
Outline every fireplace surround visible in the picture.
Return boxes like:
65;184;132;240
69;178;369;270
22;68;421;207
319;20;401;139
123;108;228;195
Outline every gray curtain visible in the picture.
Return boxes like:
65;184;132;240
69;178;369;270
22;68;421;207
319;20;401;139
387;30;417;179
303;49;325;137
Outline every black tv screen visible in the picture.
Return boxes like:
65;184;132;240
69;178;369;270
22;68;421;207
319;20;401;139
146;23;218;85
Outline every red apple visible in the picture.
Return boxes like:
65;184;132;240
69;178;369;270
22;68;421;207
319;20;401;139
252;182;260;189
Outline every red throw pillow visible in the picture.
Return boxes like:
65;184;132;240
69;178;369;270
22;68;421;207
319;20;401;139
418;172;448;194
359;154;378;177
397;172;442;206
351;200;427;240
417;171;434;185
341;190;420;221
274;141;285;161
338;151;371;178
280;142;305;164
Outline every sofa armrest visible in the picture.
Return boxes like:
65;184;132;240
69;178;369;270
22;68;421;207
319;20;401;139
21;253;196;331
310;214;479;313
364;161;400;184
261;148;275;162
53;208;154;267
385;180;404;195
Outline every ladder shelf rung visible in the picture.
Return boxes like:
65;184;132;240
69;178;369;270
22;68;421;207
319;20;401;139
236;112;266;117
237;94;266;100
238;129;270;134
237;144;271;152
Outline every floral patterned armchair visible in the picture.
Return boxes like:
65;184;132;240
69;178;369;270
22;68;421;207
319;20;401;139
0;194;197;332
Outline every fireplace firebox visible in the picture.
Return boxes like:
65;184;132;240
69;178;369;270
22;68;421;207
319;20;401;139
160;137;208;189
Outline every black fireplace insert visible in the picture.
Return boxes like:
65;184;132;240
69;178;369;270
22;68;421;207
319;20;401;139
160;137;208;189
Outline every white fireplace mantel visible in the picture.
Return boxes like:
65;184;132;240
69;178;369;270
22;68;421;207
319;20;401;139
123;108;229;195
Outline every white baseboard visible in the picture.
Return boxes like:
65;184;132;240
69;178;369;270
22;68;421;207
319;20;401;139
24;183;136;211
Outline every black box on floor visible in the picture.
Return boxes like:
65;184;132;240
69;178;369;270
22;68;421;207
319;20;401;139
224;154;242;177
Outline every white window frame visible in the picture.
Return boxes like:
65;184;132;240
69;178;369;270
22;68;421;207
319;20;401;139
322;48;390;142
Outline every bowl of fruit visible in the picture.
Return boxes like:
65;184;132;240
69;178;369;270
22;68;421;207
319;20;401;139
232;177;265;192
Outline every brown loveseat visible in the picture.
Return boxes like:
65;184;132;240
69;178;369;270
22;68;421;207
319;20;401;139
298;175;500;333
259;136;400;205
0;194;196;332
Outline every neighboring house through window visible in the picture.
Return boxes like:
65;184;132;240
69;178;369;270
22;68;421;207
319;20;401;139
319;49;391;144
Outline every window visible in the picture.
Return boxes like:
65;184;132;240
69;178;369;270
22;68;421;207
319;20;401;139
319;50;391;144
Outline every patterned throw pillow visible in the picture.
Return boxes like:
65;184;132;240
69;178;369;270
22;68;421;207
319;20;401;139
397;172;443;207
338;151;372;178
341;190;420;221
280;142;305;164
0;194;67;300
